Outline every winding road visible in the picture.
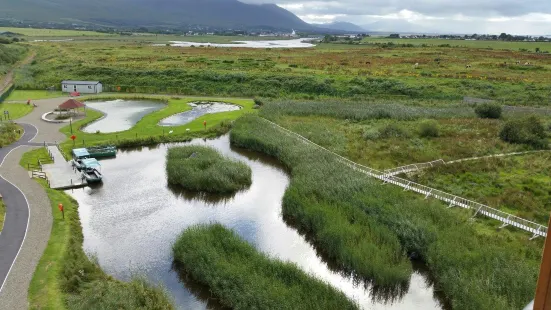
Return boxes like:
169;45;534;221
0;124;39;300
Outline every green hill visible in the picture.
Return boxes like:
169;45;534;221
0;0;312;30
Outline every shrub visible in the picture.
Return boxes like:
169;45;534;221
173;224;358;310
474;103;502;119
166;145;252;193
419;120;439;138
499;116;548;148
253;97;264;106
378;123;409;139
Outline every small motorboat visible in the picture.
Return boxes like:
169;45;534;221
79;158;103;183
71;148;90;170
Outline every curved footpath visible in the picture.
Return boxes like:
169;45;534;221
0;98;68;310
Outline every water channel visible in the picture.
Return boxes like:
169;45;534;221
159;102;241;127
68;135;447;309
164;38;316;48
83;100;165;133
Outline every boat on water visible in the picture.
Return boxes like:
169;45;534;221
87;145;117;158
79;158;103;183
71;148;90;170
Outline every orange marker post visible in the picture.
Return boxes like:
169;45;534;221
58;203;64;219
203;120;207;130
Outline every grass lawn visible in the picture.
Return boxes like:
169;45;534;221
0;199;5;232
0;103;33;119
59;95;256;155
0;27;113;37
19;147;51;170
6;90;65;101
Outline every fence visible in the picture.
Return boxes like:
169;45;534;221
382;150;550;177
259;117;548;239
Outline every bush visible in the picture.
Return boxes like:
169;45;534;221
378;123;409;139
475;103;502;119
173;224;358;310
419;120;439;138
166;145;252;193
499;116;548;148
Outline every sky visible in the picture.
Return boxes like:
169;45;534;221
243;0;551;35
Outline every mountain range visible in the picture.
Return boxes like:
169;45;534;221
0;0;311;30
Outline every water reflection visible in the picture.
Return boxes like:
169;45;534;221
159;102;241;127
83;99;165;133
161;38;316;48
68;135;446;310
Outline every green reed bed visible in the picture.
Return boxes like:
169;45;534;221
260;100;477;121
230;114;540;310
173;223;358;310
166;145;251;193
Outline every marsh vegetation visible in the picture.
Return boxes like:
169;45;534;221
166;145;252;193
173;223;358;310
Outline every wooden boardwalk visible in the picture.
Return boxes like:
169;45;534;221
260;117;548;239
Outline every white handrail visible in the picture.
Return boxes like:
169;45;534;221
260;117;548;238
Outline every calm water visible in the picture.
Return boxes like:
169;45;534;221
83;100;165;133
68;135;446;310
159;102;241;127
164;38;316;48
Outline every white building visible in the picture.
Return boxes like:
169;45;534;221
61;81;103;94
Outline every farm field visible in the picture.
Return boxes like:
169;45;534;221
362;37;551;51
13;37;551;104
0;27;113;37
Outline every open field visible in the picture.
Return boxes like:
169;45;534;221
21;150;173;310
173;223;358;309
361;37;551;51
16;38;551;104
260;99;551;169
0;27;113;37
7;90;65;101
407;152;551;224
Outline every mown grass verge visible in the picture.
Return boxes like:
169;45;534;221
6;90;65;101
0;103;33;120
0;199;5;233
59;95;255;157
173;223;358;310
23;148;174;310
166;145;251;193
230;115;540;310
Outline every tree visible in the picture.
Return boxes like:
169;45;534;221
388;34;400;38
474;103;502;119
536;47;541;53
500;116;548;148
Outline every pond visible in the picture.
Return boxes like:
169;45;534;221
68;135;447;310
83;99;165;133
159;102;241;127
164;38;316;48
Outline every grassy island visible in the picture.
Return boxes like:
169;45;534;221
173;224;358;310
166;145;252;193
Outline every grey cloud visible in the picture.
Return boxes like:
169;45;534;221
243;0;551;17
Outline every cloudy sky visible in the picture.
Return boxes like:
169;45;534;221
243;0;551;35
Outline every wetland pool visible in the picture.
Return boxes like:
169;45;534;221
68;135;447;310
83;99;165;133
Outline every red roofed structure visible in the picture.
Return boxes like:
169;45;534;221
58;99;85;110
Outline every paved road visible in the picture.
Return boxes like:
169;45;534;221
0;124;38;293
